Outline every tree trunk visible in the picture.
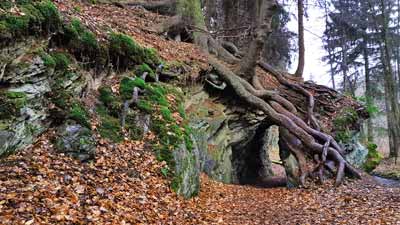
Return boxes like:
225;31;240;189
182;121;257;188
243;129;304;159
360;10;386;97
294;0;305;78
363;38;373;142
379;0;400;159
238;0;277;80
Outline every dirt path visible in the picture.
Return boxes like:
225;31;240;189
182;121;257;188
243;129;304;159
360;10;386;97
200;176;400;224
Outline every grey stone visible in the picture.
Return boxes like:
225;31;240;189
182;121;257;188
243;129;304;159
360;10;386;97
56;122;96;162
344;134;368;168
0;39;86;157
172;135;200;198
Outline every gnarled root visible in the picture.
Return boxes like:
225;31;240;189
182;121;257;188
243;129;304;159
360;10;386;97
258;61;320;131
208;57;361;186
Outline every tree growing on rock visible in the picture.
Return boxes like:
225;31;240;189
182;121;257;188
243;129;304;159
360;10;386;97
125;0;363;186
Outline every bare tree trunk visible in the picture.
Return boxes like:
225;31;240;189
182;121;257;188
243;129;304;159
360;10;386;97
294;0;305;78
324;4;336;89
379;0;400;159
341;38;350;94
363;39;374;142
238;0;277;80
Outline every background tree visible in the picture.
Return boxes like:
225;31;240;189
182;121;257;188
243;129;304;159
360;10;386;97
323;0;400;159
295;0;305;77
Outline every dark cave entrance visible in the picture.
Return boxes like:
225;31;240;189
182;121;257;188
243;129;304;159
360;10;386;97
232;123;287;187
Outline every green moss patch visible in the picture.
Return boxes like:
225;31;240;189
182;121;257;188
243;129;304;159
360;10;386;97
69;102;91;128
363;143;383;172
135;63;155;78
0;91;27;119
96;105;124;143
0;0;60;41
50;52;71;71
333;107;359;143
61;18;99;62
109;32;161;69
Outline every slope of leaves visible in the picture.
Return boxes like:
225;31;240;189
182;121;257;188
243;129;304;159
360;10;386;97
55;0;207;77
0;132;218;224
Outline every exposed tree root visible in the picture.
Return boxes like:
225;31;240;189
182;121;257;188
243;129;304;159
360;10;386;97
120;72;149;129
118;0;362;186
208;57;361;186
258;61;320;131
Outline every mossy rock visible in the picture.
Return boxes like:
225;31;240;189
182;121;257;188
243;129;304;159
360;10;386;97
363;143;383;172
98;86;121;116
0;91;27;119
56;122;96;162
135;63;155;79
119;77;146;100
69;102;91;128
50;52;71;71
63;18;99;56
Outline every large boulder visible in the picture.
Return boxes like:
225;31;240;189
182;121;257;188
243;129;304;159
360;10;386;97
343;134;369;169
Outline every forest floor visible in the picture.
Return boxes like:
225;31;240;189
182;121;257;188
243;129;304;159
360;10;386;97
374;158;400;180
1;132;400;224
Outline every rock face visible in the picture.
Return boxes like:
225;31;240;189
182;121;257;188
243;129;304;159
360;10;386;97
0;39;86;156
0;39;52;156
173;136;201;198
343;134;369;169
56;122;96;162
187;87;277;184
259;126;279;179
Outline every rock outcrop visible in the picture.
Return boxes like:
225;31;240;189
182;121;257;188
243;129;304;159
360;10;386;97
187;87;279;185
0;38;87;156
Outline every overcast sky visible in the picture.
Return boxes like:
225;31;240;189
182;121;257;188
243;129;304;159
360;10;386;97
286;3;332;87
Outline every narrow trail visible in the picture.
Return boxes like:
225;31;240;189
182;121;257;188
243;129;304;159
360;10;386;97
200;176;400;224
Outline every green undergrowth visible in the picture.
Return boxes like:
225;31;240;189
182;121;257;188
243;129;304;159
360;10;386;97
363;143;383;173
333;107;359;143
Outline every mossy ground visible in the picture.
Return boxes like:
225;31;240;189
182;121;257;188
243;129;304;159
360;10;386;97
333;107;359;143
108;32;162;70
0;0;61;41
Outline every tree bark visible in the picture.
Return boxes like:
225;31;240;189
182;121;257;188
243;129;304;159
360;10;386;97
379;0;400;159
238;0;277;80
363;37;373;142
